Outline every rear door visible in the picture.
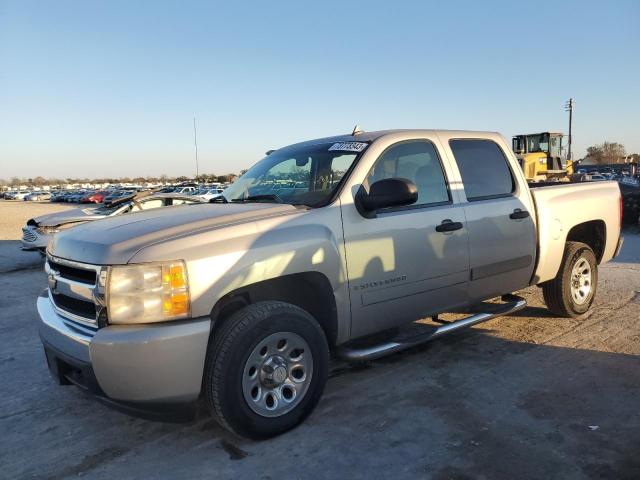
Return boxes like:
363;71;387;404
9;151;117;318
442;136;536;302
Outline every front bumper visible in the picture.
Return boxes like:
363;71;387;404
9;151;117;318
37;292;211;415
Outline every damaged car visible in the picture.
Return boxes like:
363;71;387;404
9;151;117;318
21;193;204;253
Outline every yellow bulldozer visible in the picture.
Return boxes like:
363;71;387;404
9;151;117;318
512;132;576;182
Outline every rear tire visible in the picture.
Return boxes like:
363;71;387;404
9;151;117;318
203;301;329;439
542;241;598;317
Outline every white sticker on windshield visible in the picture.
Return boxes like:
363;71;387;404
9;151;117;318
328;142;367;153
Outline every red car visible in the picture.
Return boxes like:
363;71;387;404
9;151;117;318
81;190;110;203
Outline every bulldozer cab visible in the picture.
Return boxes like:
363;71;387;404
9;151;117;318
512;132;564;157
512;132;571;181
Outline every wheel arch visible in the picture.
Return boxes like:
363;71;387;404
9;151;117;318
565;220;606;263
209;271;339;347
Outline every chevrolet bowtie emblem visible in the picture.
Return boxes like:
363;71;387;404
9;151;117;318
48;270;60;293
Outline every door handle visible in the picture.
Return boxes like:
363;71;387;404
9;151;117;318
509;209;530;220
435;219;463;233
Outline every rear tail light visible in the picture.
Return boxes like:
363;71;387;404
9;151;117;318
619;192;623;229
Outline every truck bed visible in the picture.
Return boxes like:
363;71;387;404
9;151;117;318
528;180;621;284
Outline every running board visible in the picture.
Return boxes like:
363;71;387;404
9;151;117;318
336;294;527;362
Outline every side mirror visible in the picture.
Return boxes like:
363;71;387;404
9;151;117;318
356;178;418;215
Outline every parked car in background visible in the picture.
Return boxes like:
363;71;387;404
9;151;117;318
172;186;197;195
79;190;97;203
2;190;20;199
103;190;136;205
586;174;607;181
12;191;33;200
25;192;52;201
49;191;68;202
81;190;111;203
21;193;204;253
619;176;640;225
192;187;225;201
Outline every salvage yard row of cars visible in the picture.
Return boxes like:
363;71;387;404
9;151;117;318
4;183;228;253
20;191;207;252
1;184;227;203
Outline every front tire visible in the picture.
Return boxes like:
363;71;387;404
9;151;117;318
542;241;598;317
203;301;329;439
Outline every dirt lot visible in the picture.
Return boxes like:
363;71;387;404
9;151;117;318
0;201;639;479
0;200;75;240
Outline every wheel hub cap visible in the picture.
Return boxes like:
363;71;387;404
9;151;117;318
242;332;313;418
570;257;592;305
260;356;288;388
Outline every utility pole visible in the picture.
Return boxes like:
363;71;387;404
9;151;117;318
193;116;199;178
564;98;574;160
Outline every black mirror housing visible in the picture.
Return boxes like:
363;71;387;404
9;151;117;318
357;178;418;214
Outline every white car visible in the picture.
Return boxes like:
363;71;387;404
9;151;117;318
21;193;204;252
25;192;52;201
172;186;197;194
587;174;607;181
193;187;225;201
13;191;33;200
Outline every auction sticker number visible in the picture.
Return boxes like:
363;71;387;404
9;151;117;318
328;142;368;153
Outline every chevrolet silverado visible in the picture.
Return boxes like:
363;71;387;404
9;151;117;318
37;129;622;439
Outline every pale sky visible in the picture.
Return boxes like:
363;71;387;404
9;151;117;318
1;0;639;180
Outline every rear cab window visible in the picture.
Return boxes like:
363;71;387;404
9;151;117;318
449;139;515;201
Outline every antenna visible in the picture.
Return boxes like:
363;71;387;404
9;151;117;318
193;115;199;178
351;124;364;136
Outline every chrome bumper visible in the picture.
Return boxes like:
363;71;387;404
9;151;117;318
37;292;211;404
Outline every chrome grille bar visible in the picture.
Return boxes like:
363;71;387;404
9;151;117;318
45;255;107;333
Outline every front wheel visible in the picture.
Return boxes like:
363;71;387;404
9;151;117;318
203;301;329;439
542;241;598;317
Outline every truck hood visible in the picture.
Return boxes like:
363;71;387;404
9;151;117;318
30;207;106;227
50;203;299;264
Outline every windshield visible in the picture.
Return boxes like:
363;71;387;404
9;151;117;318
222;141;367;207
526;133;549;153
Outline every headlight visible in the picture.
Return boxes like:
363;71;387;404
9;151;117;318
107;261;191;324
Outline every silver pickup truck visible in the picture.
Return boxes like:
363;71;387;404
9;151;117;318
38;129;622;439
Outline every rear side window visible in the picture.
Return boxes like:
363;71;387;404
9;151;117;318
449;139;515;201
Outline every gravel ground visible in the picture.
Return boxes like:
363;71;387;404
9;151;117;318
0;200;75;240
0;201;639;479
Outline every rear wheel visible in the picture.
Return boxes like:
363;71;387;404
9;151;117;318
542;241;598;317
203;301;329;439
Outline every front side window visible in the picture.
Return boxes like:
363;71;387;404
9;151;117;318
365;140;450;207
449;139;515;201
222;142;367;207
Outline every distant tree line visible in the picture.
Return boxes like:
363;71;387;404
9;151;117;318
585;142;639;164
0;173;240;187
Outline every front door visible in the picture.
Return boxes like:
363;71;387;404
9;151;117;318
341;138;470;339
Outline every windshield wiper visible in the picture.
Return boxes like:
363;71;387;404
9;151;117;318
232;194;284;204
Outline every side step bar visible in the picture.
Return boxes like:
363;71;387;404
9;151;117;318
336;294;527;362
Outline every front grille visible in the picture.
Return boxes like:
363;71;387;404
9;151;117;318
48;259;97;285
46;256;105;332
51;292;97;318
22;228;36;242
